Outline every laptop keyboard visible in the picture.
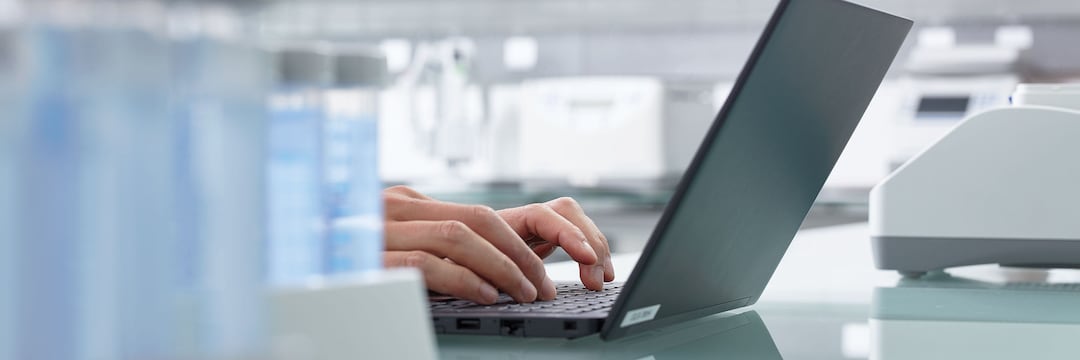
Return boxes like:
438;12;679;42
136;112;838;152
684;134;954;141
430;283;622;314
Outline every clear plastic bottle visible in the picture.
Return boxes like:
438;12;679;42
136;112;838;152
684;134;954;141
17;2;94;358
324;49;387;274
267;48;332;284
10;2;271;358
0;4;24;358
168;4;272;358
66;3;180;358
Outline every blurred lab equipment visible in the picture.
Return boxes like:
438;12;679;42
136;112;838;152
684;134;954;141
379;84;448;183
661;80;720;184
477;83;524;182
518;77;713;189
168;6;272;356
6;2;273;358
519;77;661;187
264;45;425;360
323;49;387;274
870;84;1080;277
381;38;485;186
0;11;22;358
267;47;332;285
20;4;180;358
890;74;1018;168
1012;83;1080;109
888;27;1024;169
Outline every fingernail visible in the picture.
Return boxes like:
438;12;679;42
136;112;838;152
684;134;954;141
521;281;538;303
604;260;615;281
479;283;498;304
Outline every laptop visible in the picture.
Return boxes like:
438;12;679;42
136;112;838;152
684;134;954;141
431;0;912;341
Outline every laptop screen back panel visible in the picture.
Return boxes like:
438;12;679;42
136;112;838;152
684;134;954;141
601;0;912;340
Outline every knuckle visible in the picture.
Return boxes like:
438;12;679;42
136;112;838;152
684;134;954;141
525;259;546;278
470;205;499;221
438;220;470;243
598;233;611;250
551;197;582;212
386;185;412;193
510;249;545;271
386;185;426;200
383;192;417;209
382;192;401;205
501;257;523;276
454;270;476;292
525;203;548;213
405;197;425;208
402;251;432;268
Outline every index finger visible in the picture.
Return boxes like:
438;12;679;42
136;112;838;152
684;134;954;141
545;197;615;290
497;203;599;267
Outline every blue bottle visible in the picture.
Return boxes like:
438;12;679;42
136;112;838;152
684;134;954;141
267;48;332;285
16;19;83;360
169;17;272;357
10;4;274;358
73;18;177;360
0;20;24;360
324;50;387;274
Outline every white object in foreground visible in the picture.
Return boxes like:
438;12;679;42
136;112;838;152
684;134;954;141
270;268;437;360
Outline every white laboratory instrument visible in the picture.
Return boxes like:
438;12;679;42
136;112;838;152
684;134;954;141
870;84;1080;277
518;77;661;187
475;83;524;182
517;77;713;188
889;42;1023;169
889;74;1018;169
379;38;485;186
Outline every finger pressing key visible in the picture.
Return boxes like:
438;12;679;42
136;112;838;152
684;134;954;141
546;197;614;290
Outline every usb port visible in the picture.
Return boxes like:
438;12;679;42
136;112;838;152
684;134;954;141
456;318;481;330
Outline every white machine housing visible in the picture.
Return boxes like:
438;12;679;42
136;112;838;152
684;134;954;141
888;75;1017;169
888;41;1024;169
517;77;714;188
870;87;1080;276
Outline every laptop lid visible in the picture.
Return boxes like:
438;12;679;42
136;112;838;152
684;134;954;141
601;0;912;340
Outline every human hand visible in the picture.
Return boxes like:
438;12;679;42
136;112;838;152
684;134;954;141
496;198;615;291
381;186;614;305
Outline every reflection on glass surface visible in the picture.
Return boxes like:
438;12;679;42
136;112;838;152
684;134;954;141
438;310;782;360
871;271;1080;359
